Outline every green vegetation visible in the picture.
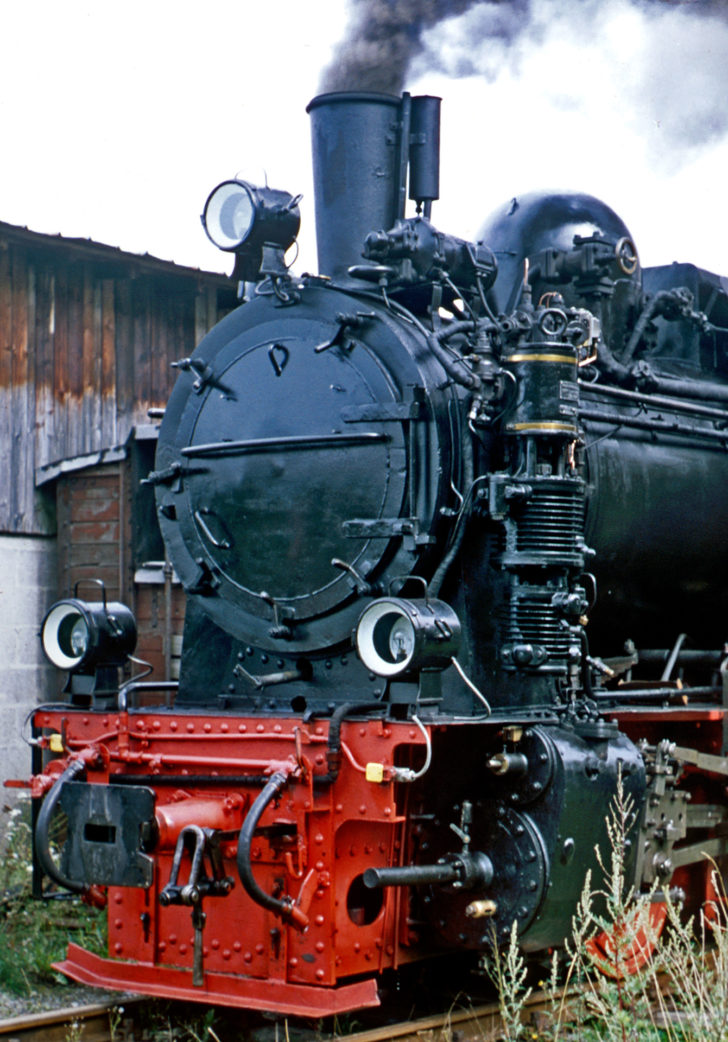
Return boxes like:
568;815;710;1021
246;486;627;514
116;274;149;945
0;798;106;999
482;774;728;1041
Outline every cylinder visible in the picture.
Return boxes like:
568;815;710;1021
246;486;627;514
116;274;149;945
307;92;403;279
409;96;441;208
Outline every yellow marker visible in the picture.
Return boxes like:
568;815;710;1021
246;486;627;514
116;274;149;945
49;733;64;753
365;762;385;784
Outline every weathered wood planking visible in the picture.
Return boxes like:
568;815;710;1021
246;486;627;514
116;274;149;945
0;221;235;535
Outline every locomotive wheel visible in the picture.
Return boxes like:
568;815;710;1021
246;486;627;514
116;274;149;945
585;901;668;977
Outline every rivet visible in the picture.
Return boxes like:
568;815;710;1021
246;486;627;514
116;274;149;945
233;941;242;952
244;951;252;963
316;968;325;980
289;957;298;968
223;949;231;960
114;942;123;954
179;944;188;954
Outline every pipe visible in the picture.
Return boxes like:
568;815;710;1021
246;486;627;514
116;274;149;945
236;770;307;930
314;702;384;786
34;760;87;894
428;421;474;597
579;380;728;422
579;407;728;445
363;862;461;888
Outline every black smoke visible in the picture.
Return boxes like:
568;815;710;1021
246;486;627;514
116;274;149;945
319;1;531;95
320;0;728;153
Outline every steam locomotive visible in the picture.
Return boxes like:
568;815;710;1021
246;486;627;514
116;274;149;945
25;92;728;1015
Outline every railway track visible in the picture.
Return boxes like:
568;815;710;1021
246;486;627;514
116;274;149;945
0;988;557;1042
0;997;139;1041
0;972;693;1042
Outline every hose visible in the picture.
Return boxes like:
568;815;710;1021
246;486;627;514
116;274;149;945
428;424;474;598
235;770;306;929
426;321;481;391
34;759;87;894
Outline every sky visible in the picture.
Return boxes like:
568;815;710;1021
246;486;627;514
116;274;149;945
1;0;727;279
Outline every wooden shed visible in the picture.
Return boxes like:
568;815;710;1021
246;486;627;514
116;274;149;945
0;220;237;778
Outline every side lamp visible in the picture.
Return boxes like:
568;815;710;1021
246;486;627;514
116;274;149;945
201;179;301;282
355;597;461;677
41;582;137;705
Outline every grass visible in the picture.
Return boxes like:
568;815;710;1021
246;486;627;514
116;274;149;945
0;797;107;999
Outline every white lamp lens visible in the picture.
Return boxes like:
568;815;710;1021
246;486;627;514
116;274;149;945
205;183;255;249
42;603;88;669
356;601;416;676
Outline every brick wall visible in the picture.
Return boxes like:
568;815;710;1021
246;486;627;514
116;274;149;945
56;460;186;698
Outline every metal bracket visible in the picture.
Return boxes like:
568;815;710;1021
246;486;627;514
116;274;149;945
314;311;377;354
343;517;436;548
159;825;235;987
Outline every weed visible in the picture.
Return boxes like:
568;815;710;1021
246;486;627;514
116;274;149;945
481;920;533;1041
0;798;106;998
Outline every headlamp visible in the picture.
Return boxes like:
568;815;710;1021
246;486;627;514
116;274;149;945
41;597;137;673
355;597;461;677
201;180;300;280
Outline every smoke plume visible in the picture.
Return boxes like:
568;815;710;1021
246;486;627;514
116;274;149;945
319;1;529;95
320;0;728;154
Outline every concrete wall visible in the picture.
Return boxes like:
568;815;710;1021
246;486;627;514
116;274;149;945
0;533;58;786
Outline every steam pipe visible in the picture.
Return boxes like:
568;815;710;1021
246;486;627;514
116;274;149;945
236;770;307;930
35;759;87;894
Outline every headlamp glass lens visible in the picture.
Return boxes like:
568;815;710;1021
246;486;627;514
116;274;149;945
204;182;255;249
